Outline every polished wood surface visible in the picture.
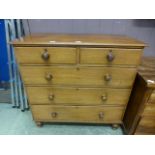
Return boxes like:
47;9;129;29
15;47;77;64
123;57;155;134
138;57;155;88
12;34;146;48
143;104;155;116
148;90;155;103
123;74;150;134
20;66;137;88
26;86;131;105
31;105;125;123
15;46;142;66
80;48;142;66
13;34;144;127
136;117;155;134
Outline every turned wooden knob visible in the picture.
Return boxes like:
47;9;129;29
45;73;53;81
99;112;104;119
51;112;58;118
48;94;54;100
104;74;112;81
107;50;115;62
101;94;107;101
112;124;119;129
41;49;50;60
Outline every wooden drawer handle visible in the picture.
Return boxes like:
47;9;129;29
101;94;107;101
99;112;104;119
41;49;50;60
104;74;112;81
51;112;58;118
107;50;115;62
45;73;53;81
48;94;55;100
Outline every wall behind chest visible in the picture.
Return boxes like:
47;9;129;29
23;19;155;56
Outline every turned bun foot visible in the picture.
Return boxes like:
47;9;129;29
36;122;43;127
112;124;119;129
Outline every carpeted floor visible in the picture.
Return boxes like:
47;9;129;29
0;103;124;135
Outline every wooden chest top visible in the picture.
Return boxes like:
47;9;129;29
11;34;146;48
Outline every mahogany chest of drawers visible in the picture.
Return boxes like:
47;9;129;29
12;34;146;127
124;57;155;134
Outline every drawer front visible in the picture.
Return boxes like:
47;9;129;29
15;47;77;64
135;117;155;134
143;104;155;117
148;90;155;103
20;66;136;88
26;87;131;105
80;48;142;65
31;105;124;123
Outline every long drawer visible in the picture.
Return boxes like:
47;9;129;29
26;86;131;105
31;105;125;123
80;48;142;65
20;66;137;88
15;47;77;64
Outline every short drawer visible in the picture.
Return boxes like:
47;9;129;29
135;117;155;134
15;47;77;64
80;48;142;65
20;66;137;88
143;104;155;117
26;86;131;105
31;105;125;123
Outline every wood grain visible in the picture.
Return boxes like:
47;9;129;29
138;57;155;88
13;34;145;127
80;48;142;66
136;117;155;134
31;105;125;123
148;90;155;103
11;34;146;48
123;74;151;134
123;57;155;135
15;47;77;64
143;104;155;117
20;66;137;88
26;86;131;105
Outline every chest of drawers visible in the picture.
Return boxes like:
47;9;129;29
12;34;146;127
123;57;155;134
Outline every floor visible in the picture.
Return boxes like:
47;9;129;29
0;89;11;103
0;103;123;135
